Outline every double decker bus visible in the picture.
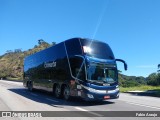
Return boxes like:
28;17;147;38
23;38;127;101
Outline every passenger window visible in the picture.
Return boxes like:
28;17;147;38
65;38;82;56
69;56;86;80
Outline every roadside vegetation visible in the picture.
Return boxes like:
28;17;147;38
120;85;160;92
0;39;54;80
120;85;160;97
119;73;160;97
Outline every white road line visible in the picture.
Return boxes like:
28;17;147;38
125;101;160;110
46;98;59;102
30;93;38;97
75;107;88;111
74;107;103;117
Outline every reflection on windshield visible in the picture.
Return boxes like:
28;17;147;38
80;39;115;59
87;63;117;83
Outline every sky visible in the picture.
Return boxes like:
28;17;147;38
0;0;160;77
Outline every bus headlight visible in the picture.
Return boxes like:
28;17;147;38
81;85;106;94
87;94;94;99
81;84;119;94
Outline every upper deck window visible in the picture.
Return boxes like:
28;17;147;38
65;38;82;56
80;39;115;60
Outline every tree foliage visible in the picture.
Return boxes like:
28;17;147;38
119;74;146;87
147;73;160;86
158;64;160;72
0;39;54;80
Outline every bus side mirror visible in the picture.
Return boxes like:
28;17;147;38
115;59;127;71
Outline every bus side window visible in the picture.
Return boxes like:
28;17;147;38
69;57;86;80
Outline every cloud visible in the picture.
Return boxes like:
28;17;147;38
136;65;156;69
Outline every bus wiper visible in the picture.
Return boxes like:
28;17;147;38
87;80;103;84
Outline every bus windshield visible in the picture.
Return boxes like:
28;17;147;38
87;63;117;83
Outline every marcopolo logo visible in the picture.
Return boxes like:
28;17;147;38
44;61;56;68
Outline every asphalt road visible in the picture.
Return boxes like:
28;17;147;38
0;80;160;120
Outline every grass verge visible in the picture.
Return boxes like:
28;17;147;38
6;77;22;81
120;85;160;97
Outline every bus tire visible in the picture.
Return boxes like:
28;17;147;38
63;85;70;100
28;81;33;92
54;84;61;98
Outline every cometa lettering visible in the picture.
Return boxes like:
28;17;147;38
44;62;56;68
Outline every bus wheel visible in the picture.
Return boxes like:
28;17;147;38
28;81;33;91
63;86;70;100
55;84;61;98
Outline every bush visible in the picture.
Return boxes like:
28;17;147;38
147;73;160;86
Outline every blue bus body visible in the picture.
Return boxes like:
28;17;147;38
23;38;127;101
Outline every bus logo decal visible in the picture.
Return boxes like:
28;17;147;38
44;61;56;68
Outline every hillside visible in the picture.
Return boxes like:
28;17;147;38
118;74;146;87
0;40;52;80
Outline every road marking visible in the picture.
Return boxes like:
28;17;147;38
75;107;88;111
74;107;103;117
46;98;59;102
30;93;38;97
125;101;160;110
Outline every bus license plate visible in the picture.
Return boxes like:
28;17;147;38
104;96;110;99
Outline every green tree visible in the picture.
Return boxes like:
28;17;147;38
157;73;160;85
147;73;158;86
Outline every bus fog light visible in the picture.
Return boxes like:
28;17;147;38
87;94;94;99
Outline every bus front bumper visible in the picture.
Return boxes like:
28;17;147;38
82;88;120;101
